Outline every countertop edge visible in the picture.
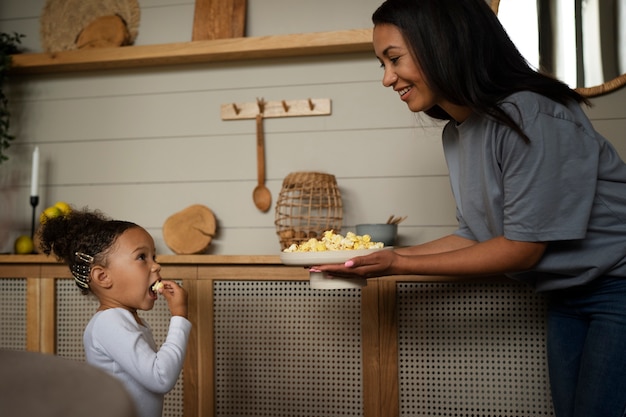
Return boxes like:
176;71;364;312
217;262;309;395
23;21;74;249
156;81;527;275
0;254;283;265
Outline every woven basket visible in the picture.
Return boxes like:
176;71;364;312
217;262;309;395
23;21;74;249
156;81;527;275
40;0;140;52
274;172;343;250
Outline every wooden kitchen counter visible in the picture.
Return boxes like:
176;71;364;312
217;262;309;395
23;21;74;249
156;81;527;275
0;253;470;282
0;255;553;417
0;253;308;280
0;254;281;264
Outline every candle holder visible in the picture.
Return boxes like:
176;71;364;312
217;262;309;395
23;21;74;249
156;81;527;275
30;195;39;238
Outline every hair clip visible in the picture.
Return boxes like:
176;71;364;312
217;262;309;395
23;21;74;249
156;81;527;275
75;252;94;264
71;252;94;291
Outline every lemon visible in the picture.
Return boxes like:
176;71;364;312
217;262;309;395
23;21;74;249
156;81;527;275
14;235;34;254
53;201;72;215
40;205;63;223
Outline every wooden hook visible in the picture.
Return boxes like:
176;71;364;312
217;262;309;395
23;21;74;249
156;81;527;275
221;98;331;120
256;97;266;114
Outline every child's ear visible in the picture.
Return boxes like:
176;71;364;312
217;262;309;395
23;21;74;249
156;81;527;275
90;266;112;289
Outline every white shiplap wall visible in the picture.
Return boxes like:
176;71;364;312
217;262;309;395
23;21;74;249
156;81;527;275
1;0;625;255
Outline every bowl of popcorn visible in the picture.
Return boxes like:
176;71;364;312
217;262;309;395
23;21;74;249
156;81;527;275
280;230;386;289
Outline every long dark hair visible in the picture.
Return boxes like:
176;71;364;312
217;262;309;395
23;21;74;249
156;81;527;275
372;0;588;140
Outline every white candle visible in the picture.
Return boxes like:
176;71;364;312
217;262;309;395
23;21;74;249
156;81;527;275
30;146;39;197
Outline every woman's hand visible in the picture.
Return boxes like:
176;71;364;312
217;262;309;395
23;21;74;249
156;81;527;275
311;249;399;279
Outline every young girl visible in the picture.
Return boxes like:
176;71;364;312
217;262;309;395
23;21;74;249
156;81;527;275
315;0;626;416
38;208;191;417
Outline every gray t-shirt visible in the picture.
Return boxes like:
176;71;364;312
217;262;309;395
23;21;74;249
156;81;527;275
442;91;626;291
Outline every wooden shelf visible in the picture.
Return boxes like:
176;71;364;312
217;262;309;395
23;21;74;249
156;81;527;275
10;28;374;74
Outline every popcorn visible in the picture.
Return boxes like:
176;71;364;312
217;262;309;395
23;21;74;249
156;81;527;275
283;230;384;252
151;281;164;293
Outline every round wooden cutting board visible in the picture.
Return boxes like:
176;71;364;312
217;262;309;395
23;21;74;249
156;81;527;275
163;204;216;254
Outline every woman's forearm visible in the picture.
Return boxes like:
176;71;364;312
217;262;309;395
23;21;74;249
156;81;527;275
392;236;546;276
394;234;477;256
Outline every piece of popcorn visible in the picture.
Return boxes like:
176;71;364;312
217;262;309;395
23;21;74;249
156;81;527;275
282;230;384;252
151;281;164;293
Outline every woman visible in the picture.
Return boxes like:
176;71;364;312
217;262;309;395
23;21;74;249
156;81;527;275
315;0;626;415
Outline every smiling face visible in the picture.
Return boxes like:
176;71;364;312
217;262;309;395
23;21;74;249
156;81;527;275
373;23;472;122
374;23;436;113
90;226;162;322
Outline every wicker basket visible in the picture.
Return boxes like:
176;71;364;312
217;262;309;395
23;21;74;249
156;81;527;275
40;0;140;52
274;172;343;249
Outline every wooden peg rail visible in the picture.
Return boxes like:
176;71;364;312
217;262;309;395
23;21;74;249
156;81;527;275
221;98;331;120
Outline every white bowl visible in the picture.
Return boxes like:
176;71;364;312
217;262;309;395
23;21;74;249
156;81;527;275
308;272;366;289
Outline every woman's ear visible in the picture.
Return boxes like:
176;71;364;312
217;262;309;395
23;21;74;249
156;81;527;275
90;266;112;289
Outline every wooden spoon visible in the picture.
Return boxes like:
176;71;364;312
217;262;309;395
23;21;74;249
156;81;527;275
253;114;272;212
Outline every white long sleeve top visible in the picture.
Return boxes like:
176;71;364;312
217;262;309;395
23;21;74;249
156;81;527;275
83;308;191;417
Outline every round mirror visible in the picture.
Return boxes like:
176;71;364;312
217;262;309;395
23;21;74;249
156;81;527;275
491;0;626;97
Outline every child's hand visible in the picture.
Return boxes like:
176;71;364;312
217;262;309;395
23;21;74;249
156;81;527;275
158;280;188;318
